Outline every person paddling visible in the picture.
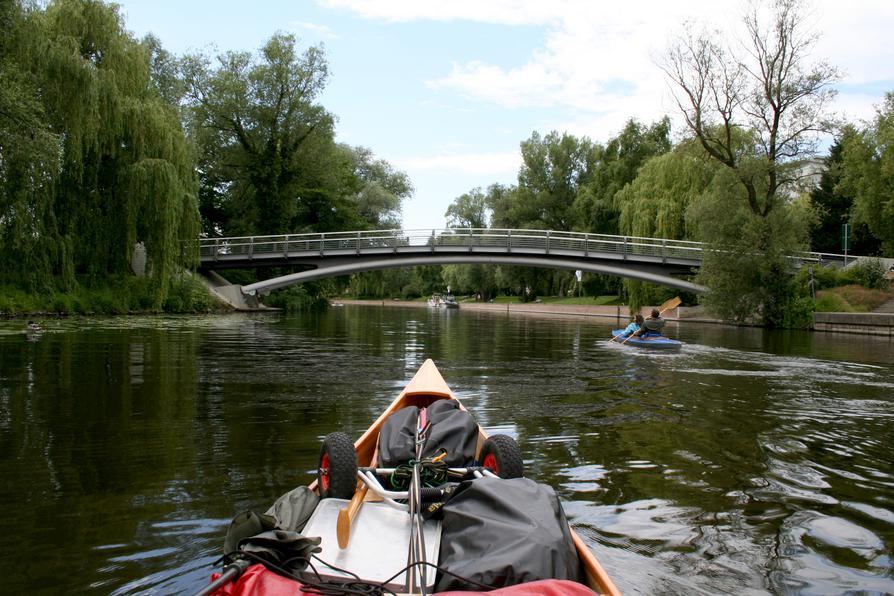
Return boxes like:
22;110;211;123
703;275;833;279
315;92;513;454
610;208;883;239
635;308;666;338
620;314;644;338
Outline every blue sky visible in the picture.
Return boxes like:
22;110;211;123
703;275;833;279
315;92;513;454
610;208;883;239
115;0;894;231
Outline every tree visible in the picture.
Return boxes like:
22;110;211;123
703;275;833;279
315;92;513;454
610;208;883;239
0;1;61;290
1;0;199;303
441;188;495;298
574;118;671;235
445;188;489;229
662;0;838;218
343;145;411;230
809;136;880;255
183;33;336;236
483;183;520;229
615;139;714;240
614;140;716;309
513;131;598;231
661;0;838;326
838;92;894;255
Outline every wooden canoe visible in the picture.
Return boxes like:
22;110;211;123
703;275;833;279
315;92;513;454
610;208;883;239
309;358;620;596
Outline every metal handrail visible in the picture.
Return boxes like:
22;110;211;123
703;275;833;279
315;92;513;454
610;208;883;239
198;228;706;261
197;228;866;266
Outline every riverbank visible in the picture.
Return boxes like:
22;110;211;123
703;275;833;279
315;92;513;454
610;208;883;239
331;299;894;336
331;299;721;322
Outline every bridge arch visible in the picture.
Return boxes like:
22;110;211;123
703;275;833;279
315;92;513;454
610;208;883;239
241;254;708;295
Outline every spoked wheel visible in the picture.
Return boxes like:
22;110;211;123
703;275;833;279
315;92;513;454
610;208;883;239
318;432;358;499
480;434;524;479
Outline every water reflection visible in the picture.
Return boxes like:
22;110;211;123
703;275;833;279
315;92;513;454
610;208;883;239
0;309;891;594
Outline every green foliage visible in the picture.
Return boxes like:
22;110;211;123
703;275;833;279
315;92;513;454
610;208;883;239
342;145;412;230
184;34;409;240
0;274;219;315
838;92;894;254
511;131;598;230
446;188;489;229
0;0;200;305
808;137;881;255
798;259;890;293
263;285;328;312
613;139;715;309
688;169;814;327
441;264;496;299
814;292;855;312
162;276;219;313
814;285;892;313
845;259;889;290
615;139;713;240
797;264;844;291
574;118;672;235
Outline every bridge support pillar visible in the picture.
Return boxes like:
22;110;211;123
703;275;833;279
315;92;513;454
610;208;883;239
197;270;270;311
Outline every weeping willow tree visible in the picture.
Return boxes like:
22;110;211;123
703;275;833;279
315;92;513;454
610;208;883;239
0;0;61;291
613;141;716;309
0;0;199;305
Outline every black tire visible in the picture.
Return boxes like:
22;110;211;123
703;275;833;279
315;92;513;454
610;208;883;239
480;434;524;479
318;432;358;499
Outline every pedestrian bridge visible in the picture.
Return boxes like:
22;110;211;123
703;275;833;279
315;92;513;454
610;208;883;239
197;228;847;296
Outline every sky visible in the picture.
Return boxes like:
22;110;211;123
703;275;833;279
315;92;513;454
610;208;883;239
113;0;894;231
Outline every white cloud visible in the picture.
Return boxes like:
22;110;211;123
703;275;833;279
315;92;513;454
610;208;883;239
290;21;339;39
326;0;894;143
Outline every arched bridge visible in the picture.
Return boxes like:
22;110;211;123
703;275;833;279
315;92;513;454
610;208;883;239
197;228;847;296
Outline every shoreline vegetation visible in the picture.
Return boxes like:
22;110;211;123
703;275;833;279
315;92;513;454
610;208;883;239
3;271;890;321
0;274;224;318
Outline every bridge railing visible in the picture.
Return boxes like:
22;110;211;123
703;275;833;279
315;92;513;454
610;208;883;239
198;228;708;262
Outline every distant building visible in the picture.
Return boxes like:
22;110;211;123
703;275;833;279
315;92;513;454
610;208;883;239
781;156;825;199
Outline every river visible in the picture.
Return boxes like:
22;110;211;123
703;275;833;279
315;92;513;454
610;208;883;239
0;306;892;595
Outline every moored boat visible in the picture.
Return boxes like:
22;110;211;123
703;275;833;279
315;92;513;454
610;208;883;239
202;359;620;596
442;293;459;309
611;329;682;350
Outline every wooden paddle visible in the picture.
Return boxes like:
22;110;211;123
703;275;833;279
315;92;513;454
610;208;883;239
620;296;681;345
609;329;629;342
336;481;369;549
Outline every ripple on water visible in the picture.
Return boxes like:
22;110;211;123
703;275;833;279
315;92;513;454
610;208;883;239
559;464;609;493
773;510;894;594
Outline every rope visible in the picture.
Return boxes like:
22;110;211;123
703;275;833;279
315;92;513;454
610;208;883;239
388;449;448;489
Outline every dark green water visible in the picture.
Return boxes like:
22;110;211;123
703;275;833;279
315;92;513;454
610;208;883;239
1;306;892;595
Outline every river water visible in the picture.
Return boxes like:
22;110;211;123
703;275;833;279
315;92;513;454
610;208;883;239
0;306;892;595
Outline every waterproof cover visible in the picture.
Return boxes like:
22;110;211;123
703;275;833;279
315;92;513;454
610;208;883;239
222;487;321;575
435;477;583;592
378;401;478;467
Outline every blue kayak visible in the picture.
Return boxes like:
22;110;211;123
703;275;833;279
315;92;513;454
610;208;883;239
612;330;683;350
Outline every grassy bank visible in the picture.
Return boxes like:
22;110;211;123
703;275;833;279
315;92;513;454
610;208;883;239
0;274;223;317
814;285;892;312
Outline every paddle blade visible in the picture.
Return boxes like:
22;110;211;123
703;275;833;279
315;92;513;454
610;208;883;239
659;296;681;313
336;508;351;548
